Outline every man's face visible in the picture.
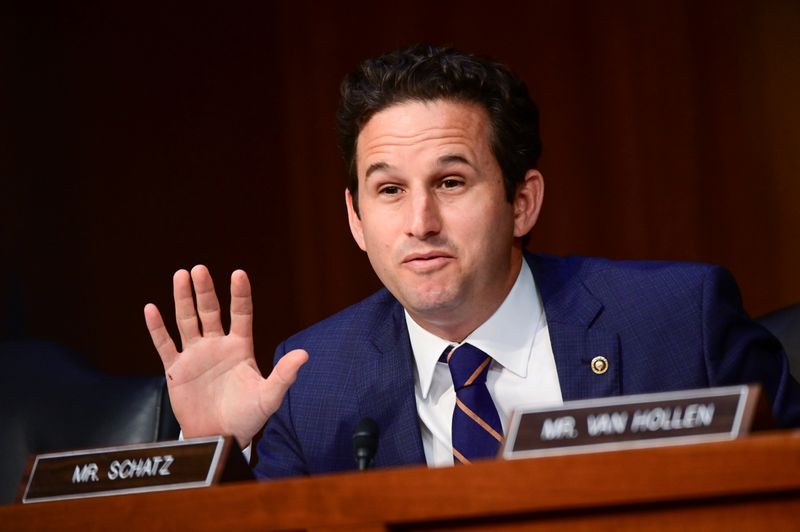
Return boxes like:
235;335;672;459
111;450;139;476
346;99;542;340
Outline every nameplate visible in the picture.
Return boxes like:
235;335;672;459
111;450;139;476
502;385;763;460
19;436;252;503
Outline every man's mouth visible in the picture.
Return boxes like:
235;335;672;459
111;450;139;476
402;251;454;271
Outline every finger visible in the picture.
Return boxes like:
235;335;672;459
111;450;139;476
191;264;224;337
144;303;179;369
173;269;201;345
259;349;309;415
229;269;253;338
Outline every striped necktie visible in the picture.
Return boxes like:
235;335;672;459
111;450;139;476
446;343;504;464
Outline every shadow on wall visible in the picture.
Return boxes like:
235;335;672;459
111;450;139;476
1;273;25;341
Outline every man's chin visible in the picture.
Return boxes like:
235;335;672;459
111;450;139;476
399;292;461;319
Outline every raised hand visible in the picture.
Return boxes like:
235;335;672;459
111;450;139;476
144;265;308;447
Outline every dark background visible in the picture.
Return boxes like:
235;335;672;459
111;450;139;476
2;1;799;375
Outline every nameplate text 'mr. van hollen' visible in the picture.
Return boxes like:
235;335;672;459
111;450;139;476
502;385;765;460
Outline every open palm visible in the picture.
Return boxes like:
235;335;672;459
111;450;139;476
144;266;307;447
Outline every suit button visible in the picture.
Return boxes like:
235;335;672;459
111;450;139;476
591;356;609;375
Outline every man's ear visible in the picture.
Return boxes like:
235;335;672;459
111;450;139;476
513;169;544;238
345;189;367;251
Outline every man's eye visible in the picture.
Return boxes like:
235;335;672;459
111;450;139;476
441;178;463;189
379;185;402;195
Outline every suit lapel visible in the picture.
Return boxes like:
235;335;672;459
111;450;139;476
354;296;426;468
527;254;621;401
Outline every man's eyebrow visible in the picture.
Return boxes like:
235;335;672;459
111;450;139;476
436;154;473;167
365;154;472;179
365;161;391;179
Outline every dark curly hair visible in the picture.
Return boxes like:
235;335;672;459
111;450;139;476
337;44;542;215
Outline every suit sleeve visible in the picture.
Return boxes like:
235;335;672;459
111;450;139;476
251;341;308;480
701;266;800;427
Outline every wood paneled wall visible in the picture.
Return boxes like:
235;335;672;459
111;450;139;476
2;1;798;374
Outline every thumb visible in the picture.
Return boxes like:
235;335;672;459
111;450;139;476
259;349;309;415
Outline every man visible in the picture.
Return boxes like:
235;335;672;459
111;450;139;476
144;45;800;479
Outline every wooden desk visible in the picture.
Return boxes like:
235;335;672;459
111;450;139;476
2;431;799;531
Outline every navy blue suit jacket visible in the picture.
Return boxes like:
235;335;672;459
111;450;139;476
254;254;800;479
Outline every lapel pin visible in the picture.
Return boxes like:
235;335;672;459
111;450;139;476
591;355;609;375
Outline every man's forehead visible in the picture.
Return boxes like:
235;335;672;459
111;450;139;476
354;99;492;175
359;98;487;133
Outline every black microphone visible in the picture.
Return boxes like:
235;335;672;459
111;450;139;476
352;417;379;471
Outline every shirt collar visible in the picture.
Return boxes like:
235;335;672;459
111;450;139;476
406;260;543;399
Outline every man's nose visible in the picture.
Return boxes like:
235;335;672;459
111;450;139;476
405;189;442;239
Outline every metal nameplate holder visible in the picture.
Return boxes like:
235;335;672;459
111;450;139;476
502;384;768;460
18;435;253;504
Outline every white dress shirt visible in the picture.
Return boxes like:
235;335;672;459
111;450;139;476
406;260;564;467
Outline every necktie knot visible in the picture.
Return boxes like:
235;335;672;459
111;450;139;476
446;343;492;391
